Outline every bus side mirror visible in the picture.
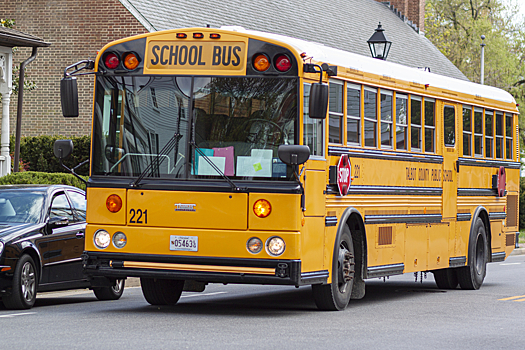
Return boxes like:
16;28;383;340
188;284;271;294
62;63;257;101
60;76;79;118
278;145;310;165
308;83;328;119
54;140;74;160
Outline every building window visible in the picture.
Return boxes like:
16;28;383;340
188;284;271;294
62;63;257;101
328;80;343;144
364;87;377;147
474;107;483;156
347;83;361;146
505;113;513;159
485;110;493;158
396;93;408;150
410;95;422;151
380;89;393;148
462;106;472;156
444;105;455;147
495;111;503;159
424;98;435;153
303;84;324;157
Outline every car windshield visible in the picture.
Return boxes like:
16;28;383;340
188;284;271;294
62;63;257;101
92;75;298;181
0;191;44;224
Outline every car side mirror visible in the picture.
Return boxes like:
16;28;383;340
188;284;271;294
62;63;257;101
54;140;74;160
60;76;79;118
308;83;328;119
48;216;69;229
278;145;310;165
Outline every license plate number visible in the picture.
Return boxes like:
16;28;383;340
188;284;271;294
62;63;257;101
170;235;198;252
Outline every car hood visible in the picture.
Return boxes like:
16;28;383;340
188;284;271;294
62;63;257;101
0;223;43;242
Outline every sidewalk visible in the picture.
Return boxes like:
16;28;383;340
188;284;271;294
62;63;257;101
511;243;525;256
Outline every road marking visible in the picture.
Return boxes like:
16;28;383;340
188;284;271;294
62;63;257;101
181;292;227;298
0;312;36;318
513;298;525;302
498;295;525;301
500;263;521;265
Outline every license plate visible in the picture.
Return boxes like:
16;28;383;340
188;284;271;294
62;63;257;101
170;235;198;252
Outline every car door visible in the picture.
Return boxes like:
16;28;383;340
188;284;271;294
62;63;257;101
40;190;86;285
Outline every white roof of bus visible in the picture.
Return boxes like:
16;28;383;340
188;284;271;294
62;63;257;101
222;26;516;105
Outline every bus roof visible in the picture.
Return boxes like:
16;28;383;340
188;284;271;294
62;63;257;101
221;26;516;106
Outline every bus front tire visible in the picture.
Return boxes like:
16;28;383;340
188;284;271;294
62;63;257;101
432;268;458;289
312;225;354;311
140;278;184;305
457;218;488;290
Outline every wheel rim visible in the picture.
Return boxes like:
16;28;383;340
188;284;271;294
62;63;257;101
474;234;485;275
21;261;36;303
337;242;353;293
112;279;124;294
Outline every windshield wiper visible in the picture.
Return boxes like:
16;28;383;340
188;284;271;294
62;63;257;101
130;132;182;188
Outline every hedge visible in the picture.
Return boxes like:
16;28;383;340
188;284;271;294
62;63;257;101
10;135;90;176
0;171;87;191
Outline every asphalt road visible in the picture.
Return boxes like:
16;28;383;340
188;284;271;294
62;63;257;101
1;255;524;349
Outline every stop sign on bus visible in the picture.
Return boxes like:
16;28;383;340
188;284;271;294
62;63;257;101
337;154;351;196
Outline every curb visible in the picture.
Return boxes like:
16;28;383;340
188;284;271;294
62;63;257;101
510;247;525;256
126;277;141;287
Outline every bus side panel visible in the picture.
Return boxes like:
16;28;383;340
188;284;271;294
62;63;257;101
366;224;404;268
427;222;450;270
301;217;325;272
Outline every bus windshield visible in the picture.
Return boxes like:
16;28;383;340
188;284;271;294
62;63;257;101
92;76;298;180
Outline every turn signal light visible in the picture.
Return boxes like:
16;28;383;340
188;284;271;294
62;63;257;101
210;33;221;39
176;33;187;39
123;53;139;70
106;194;123;213
253;54;270;72
193;33;204;39
104;53;119;69
274;54;291;72
253;199;271;218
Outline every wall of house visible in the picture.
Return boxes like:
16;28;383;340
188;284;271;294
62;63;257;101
0;0;148;137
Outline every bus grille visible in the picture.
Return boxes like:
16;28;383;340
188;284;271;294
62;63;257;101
506;195;518;227
378;226;393;245
506;234;516;247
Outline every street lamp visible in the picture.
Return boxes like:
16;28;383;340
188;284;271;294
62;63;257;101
367;22;392;60
480;35;486;85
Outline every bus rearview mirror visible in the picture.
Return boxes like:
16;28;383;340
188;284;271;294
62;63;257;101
60;76;79;118
278;145;310;165
54;139;74;160
308;83;328;119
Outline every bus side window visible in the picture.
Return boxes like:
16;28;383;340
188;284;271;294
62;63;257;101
443;105;455;147
396;94;408;150
328;79;343;144
495;111;503;159
303;83;324;157
347;83;361;146
424;98;435;153
474;107;483;156
485;110;494;158
364;86;377;148
410;95;422;151
462;105;472;156
505;113;513;159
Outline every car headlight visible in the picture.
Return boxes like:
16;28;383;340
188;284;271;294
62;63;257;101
112;232;127;249
94;230;111;249
266;236;285;256
0;241;4;256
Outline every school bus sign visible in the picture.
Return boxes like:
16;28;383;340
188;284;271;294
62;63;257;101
337;154;351;196
145;41;246;74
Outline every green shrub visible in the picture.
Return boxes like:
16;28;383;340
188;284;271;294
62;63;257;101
0;171;87;191
10;135;90;176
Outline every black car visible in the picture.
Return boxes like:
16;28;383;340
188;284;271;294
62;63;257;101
0;184;124;309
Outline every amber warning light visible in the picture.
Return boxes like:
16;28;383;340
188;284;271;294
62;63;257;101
106;194;123;213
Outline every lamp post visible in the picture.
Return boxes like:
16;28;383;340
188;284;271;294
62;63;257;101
480;35;486;85
367;22;392;60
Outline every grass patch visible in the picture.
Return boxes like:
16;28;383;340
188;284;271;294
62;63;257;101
519;230;525;244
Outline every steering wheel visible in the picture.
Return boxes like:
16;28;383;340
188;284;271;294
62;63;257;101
246;118;283;148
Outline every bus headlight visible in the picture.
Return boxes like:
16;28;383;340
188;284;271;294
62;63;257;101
113;232;127;249
266;236;285;256
94;230;111;249
247;237;263;254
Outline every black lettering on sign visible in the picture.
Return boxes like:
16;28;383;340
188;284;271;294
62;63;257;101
212;46;221;65
222;46;231;66
443;169;453;182
160;45;169;65
169;45;178;65
418;168;429;181
188;46;198;65
151;45;160;65
406;167;417;181
179;45;188;65
232;46;241;66
198;46;206;66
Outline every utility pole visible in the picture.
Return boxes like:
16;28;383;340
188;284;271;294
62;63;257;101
480;35;486;85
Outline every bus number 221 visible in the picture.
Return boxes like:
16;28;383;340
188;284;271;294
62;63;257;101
129;209;148;224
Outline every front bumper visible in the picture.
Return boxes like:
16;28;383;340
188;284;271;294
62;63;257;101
83;251;328;286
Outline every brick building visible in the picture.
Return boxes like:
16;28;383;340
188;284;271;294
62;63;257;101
1;0;463;137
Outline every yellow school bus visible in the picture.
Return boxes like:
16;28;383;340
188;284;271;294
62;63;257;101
59;27;519;311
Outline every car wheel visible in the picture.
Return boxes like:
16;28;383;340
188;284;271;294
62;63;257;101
93;279;125;301
457;218;488;290
140;278;184;305
3;254;38;310
312;225;355;311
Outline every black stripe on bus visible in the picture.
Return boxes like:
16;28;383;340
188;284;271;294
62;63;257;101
325;216;338;227
489;212;506;220
449;256;467;267
364;214;442;225
457;188;498;196
457;213;472;222
458;157;521;169
300;270;329;284
367;263;405;278
491;252;506;262
328;146;444;164
327;185;443;196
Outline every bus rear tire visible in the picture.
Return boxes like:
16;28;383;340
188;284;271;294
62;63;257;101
140;278;184;305
432;268;458;289
457;218;488;290
312;225;354;311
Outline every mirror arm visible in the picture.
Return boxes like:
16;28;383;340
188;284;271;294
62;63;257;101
63;59;95;78
58;158;88;186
